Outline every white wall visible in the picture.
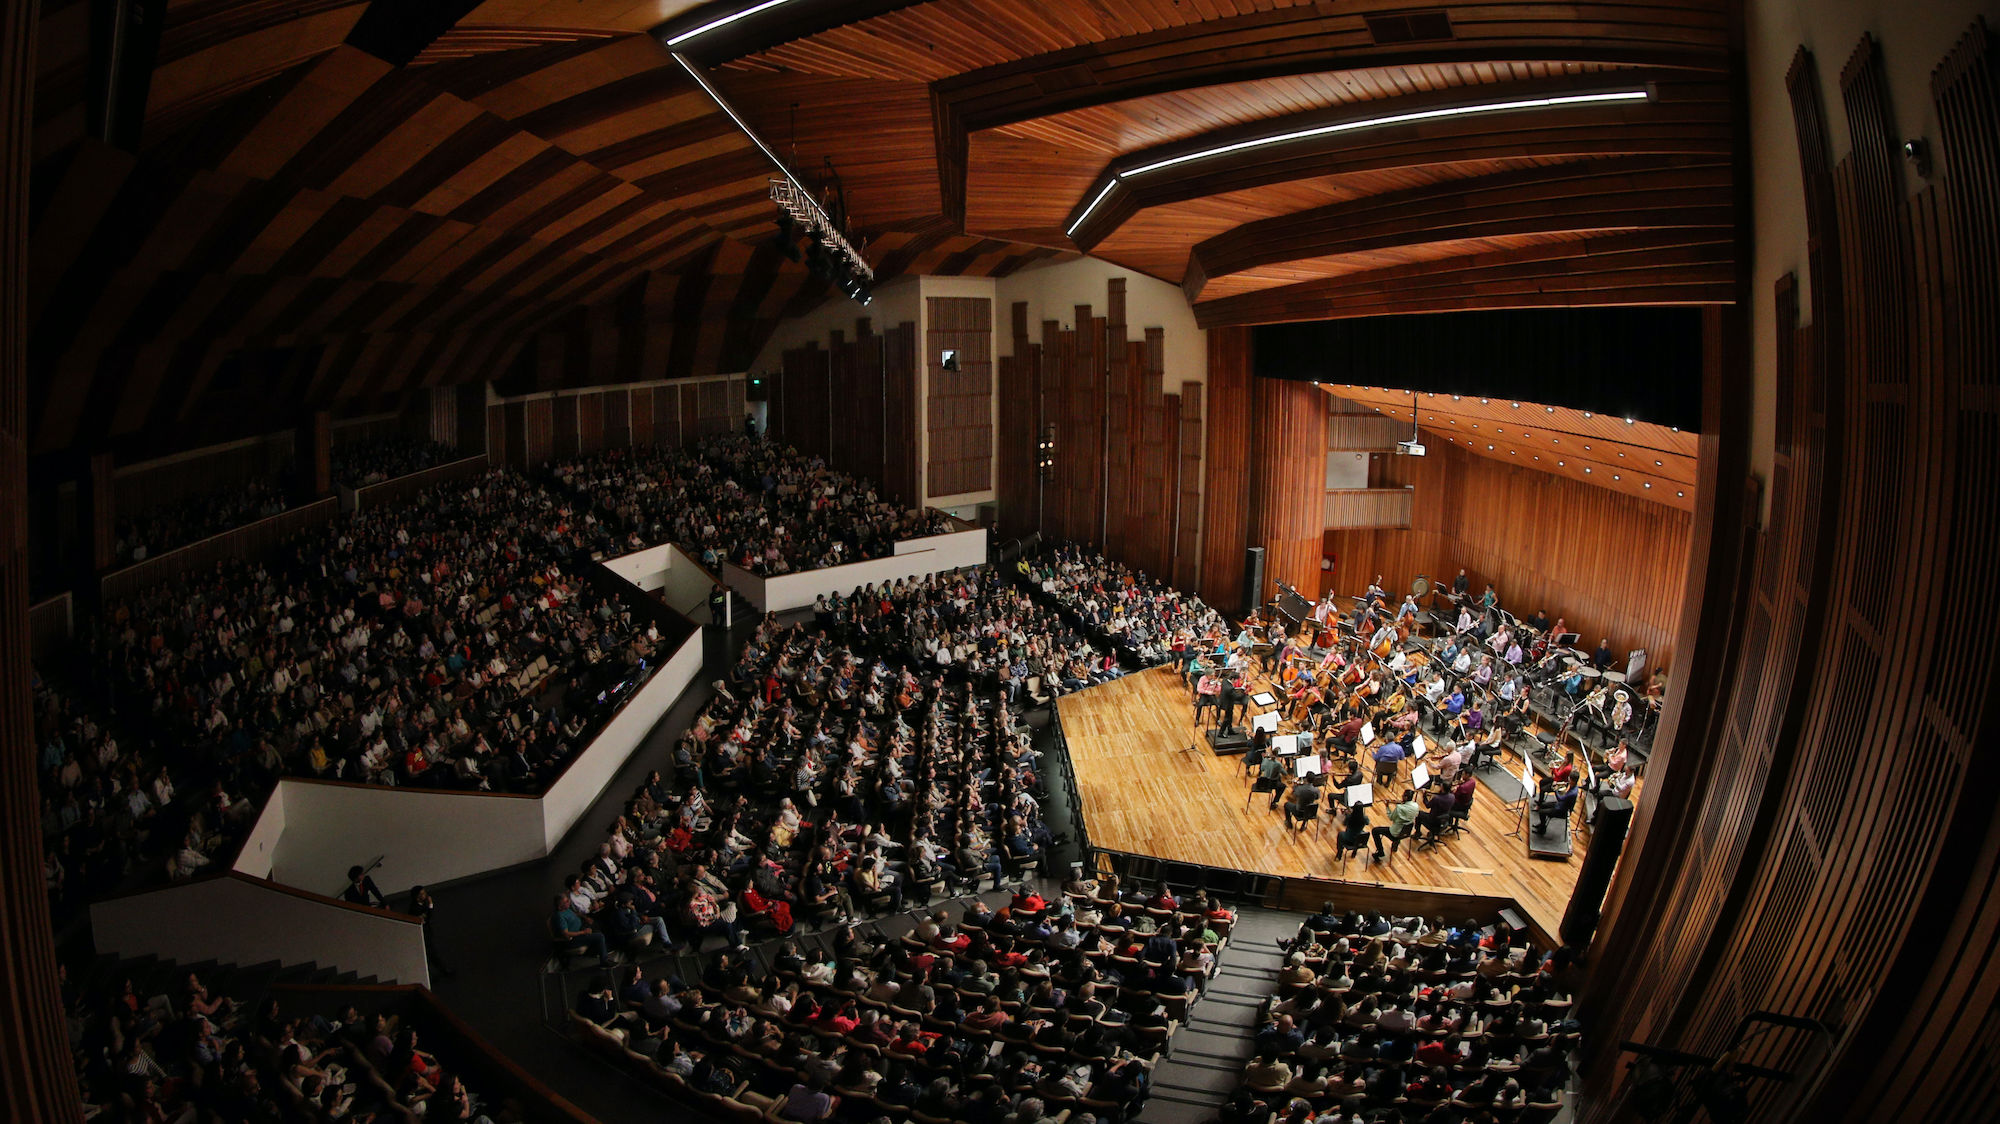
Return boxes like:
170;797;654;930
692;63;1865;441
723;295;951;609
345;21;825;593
995;257;1208;397
232;783;286;880
266;625;705;894
1326;451;1369;490
724;527;988;612
744;276;921;379
538;628;703;851
271;780;548;897
92;874;431;987
1743;0;1998;518
599;541;718;618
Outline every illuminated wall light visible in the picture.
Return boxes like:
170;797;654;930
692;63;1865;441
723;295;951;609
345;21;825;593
1511;403;1520;408
1558;461;1565;466
1625;418;1635;424
1583;412;1593;418
1677;490;1685;497
1655;460;1663;466
1480;398;1489;404
1584;467;1593;473
1644;482;1652;488
1545;406;1555;413
1487;444;1494;450
1613;474;1620;480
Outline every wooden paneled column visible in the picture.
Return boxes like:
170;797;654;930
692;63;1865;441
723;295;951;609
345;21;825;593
1249;375;1327;606
1199;327;1253;612
2;0;84;1116
86;450;116;574
298;410;332;499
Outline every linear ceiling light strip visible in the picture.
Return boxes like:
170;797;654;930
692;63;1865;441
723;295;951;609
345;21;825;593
1066;88;1650;237
667;0;799;47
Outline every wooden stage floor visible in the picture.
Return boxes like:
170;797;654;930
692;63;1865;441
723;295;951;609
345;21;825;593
1055;666;1584;937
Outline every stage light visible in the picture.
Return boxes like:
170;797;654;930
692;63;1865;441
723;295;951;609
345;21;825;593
1584;467;1592;473
667;0;801;46
1546;406;1555;413
1677;490;1685;497
1644;482;1652;488
1655;460;1663;466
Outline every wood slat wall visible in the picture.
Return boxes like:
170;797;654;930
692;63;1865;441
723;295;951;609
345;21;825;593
1175;378;1204;593
1323;487;1414;529
1199;326;1253;613
776;319;919;506
1579;25;2000;1124
3;0;83;1112
993;280;1200;586
925;296;994;498
1326;439;1692;673
882;322;920;506
1249;375;1328;605
995;301;1040;543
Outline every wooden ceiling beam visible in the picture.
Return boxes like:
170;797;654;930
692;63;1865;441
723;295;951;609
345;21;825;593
1062;74;1729;247
1183;155;1734;301
1193;228;1736;328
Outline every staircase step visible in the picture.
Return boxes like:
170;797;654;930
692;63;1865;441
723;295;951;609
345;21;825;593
1171;1029;1258;1062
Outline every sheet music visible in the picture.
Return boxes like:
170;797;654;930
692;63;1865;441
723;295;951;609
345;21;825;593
1346;783;1373;806
1250;691;1277;707
1251;711;1279;734
1360;721;1376;745
1411;764;1431;788
1411;734;1428;760
1519;756;1538;798
1272;734;1299;755
1296;756;1323;778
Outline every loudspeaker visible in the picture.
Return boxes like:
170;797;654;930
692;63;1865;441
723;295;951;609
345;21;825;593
1559;796;1631;949
1242;546;1266;617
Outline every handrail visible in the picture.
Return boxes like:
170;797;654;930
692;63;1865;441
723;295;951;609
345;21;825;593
85;866;420;925
346;453;491;511
225;871;423;924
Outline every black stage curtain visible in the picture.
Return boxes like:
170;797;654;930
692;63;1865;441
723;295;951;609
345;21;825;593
1252;308;1703;432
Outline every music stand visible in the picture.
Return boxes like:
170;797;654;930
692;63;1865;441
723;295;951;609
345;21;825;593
1504;754;1539;841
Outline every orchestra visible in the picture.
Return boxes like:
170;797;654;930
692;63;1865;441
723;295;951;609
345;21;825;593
1159;575;1653;857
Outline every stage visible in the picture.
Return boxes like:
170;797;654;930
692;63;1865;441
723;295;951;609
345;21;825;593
1055;665;1585;938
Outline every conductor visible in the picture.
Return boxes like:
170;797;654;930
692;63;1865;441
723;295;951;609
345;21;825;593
1217;674;1246;735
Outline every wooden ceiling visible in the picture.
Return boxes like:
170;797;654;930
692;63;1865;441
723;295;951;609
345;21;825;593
1327;383;1699;510
26;0;1736;455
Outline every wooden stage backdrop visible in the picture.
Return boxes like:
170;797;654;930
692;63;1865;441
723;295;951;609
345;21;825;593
1057;665;1585;938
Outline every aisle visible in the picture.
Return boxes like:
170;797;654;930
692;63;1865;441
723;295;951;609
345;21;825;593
1138;907;1297;1124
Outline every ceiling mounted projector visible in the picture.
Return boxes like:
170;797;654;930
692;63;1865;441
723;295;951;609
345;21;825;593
1397;439;1427;456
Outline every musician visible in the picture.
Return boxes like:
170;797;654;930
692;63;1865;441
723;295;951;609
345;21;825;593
1372;790;1420;860
1283;776;1323;830
1503;636;1524;666
1558;665;1586;699
1367;619;1398;658
1397;593;1420;623
1455;605;1477;634
1371;736;1406;786
1579;681;1611;720
1194;671;1221;723
1534;781;1579;836
1366;575;1388;605
1486;624;1512;655
1526;609;1551;633
1217;675;1246;734
1610;690;1634;733
1451;569;1470;600
1471;654;1496;690
1330;714;1365;753
1606;739;1632;774
1450;646;1474;676
1592;638;1616;671
1417;785;1457;842
1254;751;1287;810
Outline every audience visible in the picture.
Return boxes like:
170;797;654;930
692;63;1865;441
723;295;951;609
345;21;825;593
331;437;460;490
1024;545;1225;668
554;435;951;575
1236;906;1574;1124
113;479;295;567
63;964;532;1123
571;873;1235;1124
40;468;675;907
